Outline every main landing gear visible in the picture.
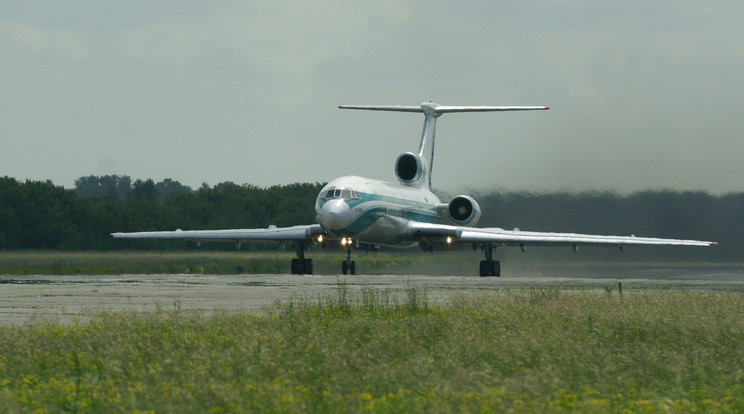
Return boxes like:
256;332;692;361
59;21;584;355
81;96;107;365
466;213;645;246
289;238;357;276
479;245;500;277
342;244;356;275
290;241;313;275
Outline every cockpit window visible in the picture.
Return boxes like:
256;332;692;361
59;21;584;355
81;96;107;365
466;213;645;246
321;186;361;201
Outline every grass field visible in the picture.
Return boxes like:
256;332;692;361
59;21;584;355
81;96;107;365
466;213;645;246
0;250;425;276
0;286;742;413
0;250;734;277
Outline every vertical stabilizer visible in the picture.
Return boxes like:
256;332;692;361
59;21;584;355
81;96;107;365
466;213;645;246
339;102;549;189
417;102;441;189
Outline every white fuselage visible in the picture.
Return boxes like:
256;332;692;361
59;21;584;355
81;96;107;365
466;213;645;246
315;175;442;248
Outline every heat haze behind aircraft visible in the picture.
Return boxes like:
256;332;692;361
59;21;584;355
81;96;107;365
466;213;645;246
113;102;716;276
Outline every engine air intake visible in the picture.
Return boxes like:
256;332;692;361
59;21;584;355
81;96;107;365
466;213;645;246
447;195;482;226
395;153;423;184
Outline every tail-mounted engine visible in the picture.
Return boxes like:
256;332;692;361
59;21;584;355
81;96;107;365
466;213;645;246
447;195;482;227
395;152;425;186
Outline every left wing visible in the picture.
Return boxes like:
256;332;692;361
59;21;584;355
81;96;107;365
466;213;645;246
404;222;716;248
112;224;322;244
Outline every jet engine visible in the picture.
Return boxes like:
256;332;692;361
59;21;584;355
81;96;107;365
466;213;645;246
395;152;424;185
447;195;482;226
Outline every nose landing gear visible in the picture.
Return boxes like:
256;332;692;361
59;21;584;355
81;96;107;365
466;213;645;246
341;244;356;275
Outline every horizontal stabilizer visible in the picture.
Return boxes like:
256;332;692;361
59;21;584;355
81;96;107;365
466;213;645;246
432;105;549;113
339;105;424;113
339;102;549;116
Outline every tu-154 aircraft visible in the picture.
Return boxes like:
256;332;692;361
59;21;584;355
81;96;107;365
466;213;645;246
113;102;716;276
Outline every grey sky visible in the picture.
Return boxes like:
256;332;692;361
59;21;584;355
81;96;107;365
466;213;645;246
2;1;742;194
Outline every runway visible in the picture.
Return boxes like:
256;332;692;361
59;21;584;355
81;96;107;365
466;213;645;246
2;263;743;325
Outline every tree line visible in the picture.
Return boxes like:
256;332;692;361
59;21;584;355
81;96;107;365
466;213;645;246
0;175;739;260
0;176;322;251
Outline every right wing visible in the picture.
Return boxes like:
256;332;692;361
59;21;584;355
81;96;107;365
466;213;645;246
112;224;322;244
405;222;716;248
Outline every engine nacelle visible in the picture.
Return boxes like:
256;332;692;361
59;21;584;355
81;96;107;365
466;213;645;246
447;195;482;227
395;152;424;185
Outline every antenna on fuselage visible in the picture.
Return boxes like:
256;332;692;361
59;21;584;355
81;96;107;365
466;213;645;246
339;102;549;189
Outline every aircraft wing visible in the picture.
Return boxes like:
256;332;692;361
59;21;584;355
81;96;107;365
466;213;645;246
111;224;323;244
404;222;717;248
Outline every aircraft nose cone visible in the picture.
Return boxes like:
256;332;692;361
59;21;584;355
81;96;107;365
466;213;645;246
318;199;351;230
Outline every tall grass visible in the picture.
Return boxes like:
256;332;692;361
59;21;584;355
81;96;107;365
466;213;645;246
0;251;291;275
0;251;422;275
0;289;742;412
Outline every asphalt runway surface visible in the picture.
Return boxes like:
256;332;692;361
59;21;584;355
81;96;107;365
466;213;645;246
2;263;744;325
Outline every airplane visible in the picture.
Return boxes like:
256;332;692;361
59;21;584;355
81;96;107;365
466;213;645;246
112;102;717;276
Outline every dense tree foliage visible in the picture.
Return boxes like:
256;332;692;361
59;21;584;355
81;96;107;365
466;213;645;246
1;176;322;251
74;175;133;201
0;175;740;259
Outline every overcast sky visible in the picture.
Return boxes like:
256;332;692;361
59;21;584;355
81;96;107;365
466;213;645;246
2;1;742;194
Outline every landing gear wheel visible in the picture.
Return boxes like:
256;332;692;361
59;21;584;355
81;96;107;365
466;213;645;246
479;259;501;277
291;258;313;275
490;260;501;277
479;245;501;277
341;260;356;275
291;241;313;275
479;260;489;277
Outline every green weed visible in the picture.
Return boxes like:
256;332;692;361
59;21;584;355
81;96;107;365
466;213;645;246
0;290;742;412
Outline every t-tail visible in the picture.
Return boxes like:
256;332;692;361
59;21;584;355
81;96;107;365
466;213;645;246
339;102;549;189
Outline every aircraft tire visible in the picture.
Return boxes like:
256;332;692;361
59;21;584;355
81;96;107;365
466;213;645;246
342;260;348;275
490;260;501;277
350;260;356;275
479;260;488;277
291;258;299;274
306;259;313;275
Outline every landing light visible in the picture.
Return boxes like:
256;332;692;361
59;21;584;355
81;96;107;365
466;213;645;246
317;235;324;243
446;236;453;244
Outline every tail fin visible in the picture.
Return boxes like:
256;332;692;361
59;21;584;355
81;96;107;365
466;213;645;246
339;102;549;189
